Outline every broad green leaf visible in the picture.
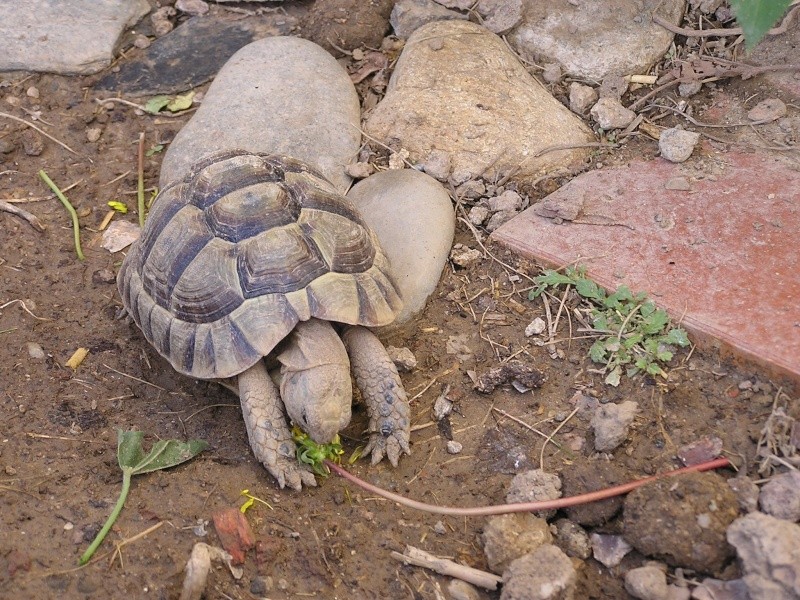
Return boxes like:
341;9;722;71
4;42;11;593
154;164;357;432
731;0;793;50
605;339;621;353
167;91;195;112
589;339;607;362
144;95;171;114
533;270;576;287
623;332;644;349
664;328;690;347
639;301;656;317
575;277;604;300
656;348;674;362
641;309;670;334
118;430;207;474
646;362;666;377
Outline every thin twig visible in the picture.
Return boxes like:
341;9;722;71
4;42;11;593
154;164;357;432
0;111;80;155
102;364;167;391
652;4;800;38
0;299;51;320
326;457;732;516
0;201;45;231
491;408;552;442
539;406;580;469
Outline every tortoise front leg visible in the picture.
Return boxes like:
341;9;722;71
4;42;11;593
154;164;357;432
342;326;411;466
238;360;317;490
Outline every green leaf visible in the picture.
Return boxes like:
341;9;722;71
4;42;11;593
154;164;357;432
167;91;195;112
646;362;666;377
731;0;794;50
664;328;690;347
623;332;644;349
589;339;607;363
656;348;674;362
641;309;670;334
145;144;164;157
144;95;171;114
533;270;576;288
107;200;128;213
639;301;656;318
575;277;604;300
117;430;207;475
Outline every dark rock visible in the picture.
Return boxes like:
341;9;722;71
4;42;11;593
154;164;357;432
562;460;629;526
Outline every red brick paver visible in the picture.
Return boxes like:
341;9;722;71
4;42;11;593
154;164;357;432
492;153;800;384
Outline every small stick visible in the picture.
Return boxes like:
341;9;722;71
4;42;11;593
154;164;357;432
3;179;83;204
0;200;45;231
137;132;146;228
652;4;800;38
102;363;167;391
539;406;580;469
108;521;164;569
391;545;502;590
325;457;731;516
26;432;105;444
491;407;553;442
38;170;84;260
0;299;50;320
0;111;80;155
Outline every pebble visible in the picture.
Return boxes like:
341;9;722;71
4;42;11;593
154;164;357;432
0;138;15;153
689;577;749;600
86;127;102;143
386;346;417;372
132;34;151;49
21;130;44;156
249;575;272;595
542;63;562;83
487;191;523;213
456;180;486;199
448;579;482;600
486;210;518;232
420;149;451;181
624;565;669;600
446;440;463;454
551;518;591;559
677;435;723;466
476;0;523;34
500;545;576;600
727;476;760;514
678;81;703;97
658;128;701;163
569;82;598;115
175;0;209;15
26;86;39;98
348;169;455;326
366;20;594;185
5;465;17;476
747;98;787;122
26;342;45;359
623;472;738;573
591;400;638;452
433;520;447;534
151;6;176;37
390;0;467;39
450;245;483;267
482;513;553;573
468;205;490;225
344;162;374;179
160;36;361;193
590;533;632;568
758;470;800;521
524;317;546;337
599;75;628;100
562;460;627;525
590;97;637;130
433;0;472;8
726;512;800;599
509;0;684;80
92;268;116;285
506;469;562;520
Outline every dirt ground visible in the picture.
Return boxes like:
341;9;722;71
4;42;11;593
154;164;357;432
1;2;798;599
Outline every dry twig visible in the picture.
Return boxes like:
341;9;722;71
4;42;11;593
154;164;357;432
0;201;45;231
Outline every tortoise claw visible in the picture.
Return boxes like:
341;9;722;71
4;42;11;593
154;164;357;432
366;426;411;467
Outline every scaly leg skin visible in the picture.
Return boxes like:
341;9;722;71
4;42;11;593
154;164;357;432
237;360;317;490
342;326;411;466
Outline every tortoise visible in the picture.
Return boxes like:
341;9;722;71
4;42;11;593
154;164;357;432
117;150;411;489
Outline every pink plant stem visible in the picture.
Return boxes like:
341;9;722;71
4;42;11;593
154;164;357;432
325;457;732;516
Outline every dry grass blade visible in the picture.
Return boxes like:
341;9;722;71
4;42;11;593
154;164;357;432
0;111;79;155
0;200;45;231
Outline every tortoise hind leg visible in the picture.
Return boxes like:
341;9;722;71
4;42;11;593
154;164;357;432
341;326;411;466
238;360;317;490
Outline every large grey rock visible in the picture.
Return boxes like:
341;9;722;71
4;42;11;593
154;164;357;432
483;513;554;574
160;37;361;192
726;512;800;600
500;545;576;600
0;0;149;74
347;169;454;325
365;20;594;185
758;470;800;522
509;0;685;81
390;0;467;38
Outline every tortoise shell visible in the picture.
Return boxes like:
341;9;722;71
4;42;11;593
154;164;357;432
118;151;402;379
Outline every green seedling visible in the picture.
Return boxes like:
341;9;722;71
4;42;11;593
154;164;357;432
107;200;128;213
145;144;164;157
79;430;207;565
530;266;690;386
731;0;794;50
292;426;344;476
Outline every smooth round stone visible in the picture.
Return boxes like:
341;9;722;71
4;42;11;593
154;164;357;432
347;169;454;326
160;36;361;193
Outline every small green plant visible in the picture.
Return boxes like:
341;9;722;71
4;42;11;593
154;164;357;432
529;266;690;386
292;426;344;476
732;0;794;50
79;430;207;565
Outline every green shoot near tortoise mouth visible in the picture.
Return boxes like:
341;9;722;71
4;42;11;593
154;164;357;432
292;426;344;476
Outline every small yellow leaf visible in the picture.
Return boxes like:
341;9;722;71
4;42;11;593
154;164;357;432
167;91;195;112
107;200;128;214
